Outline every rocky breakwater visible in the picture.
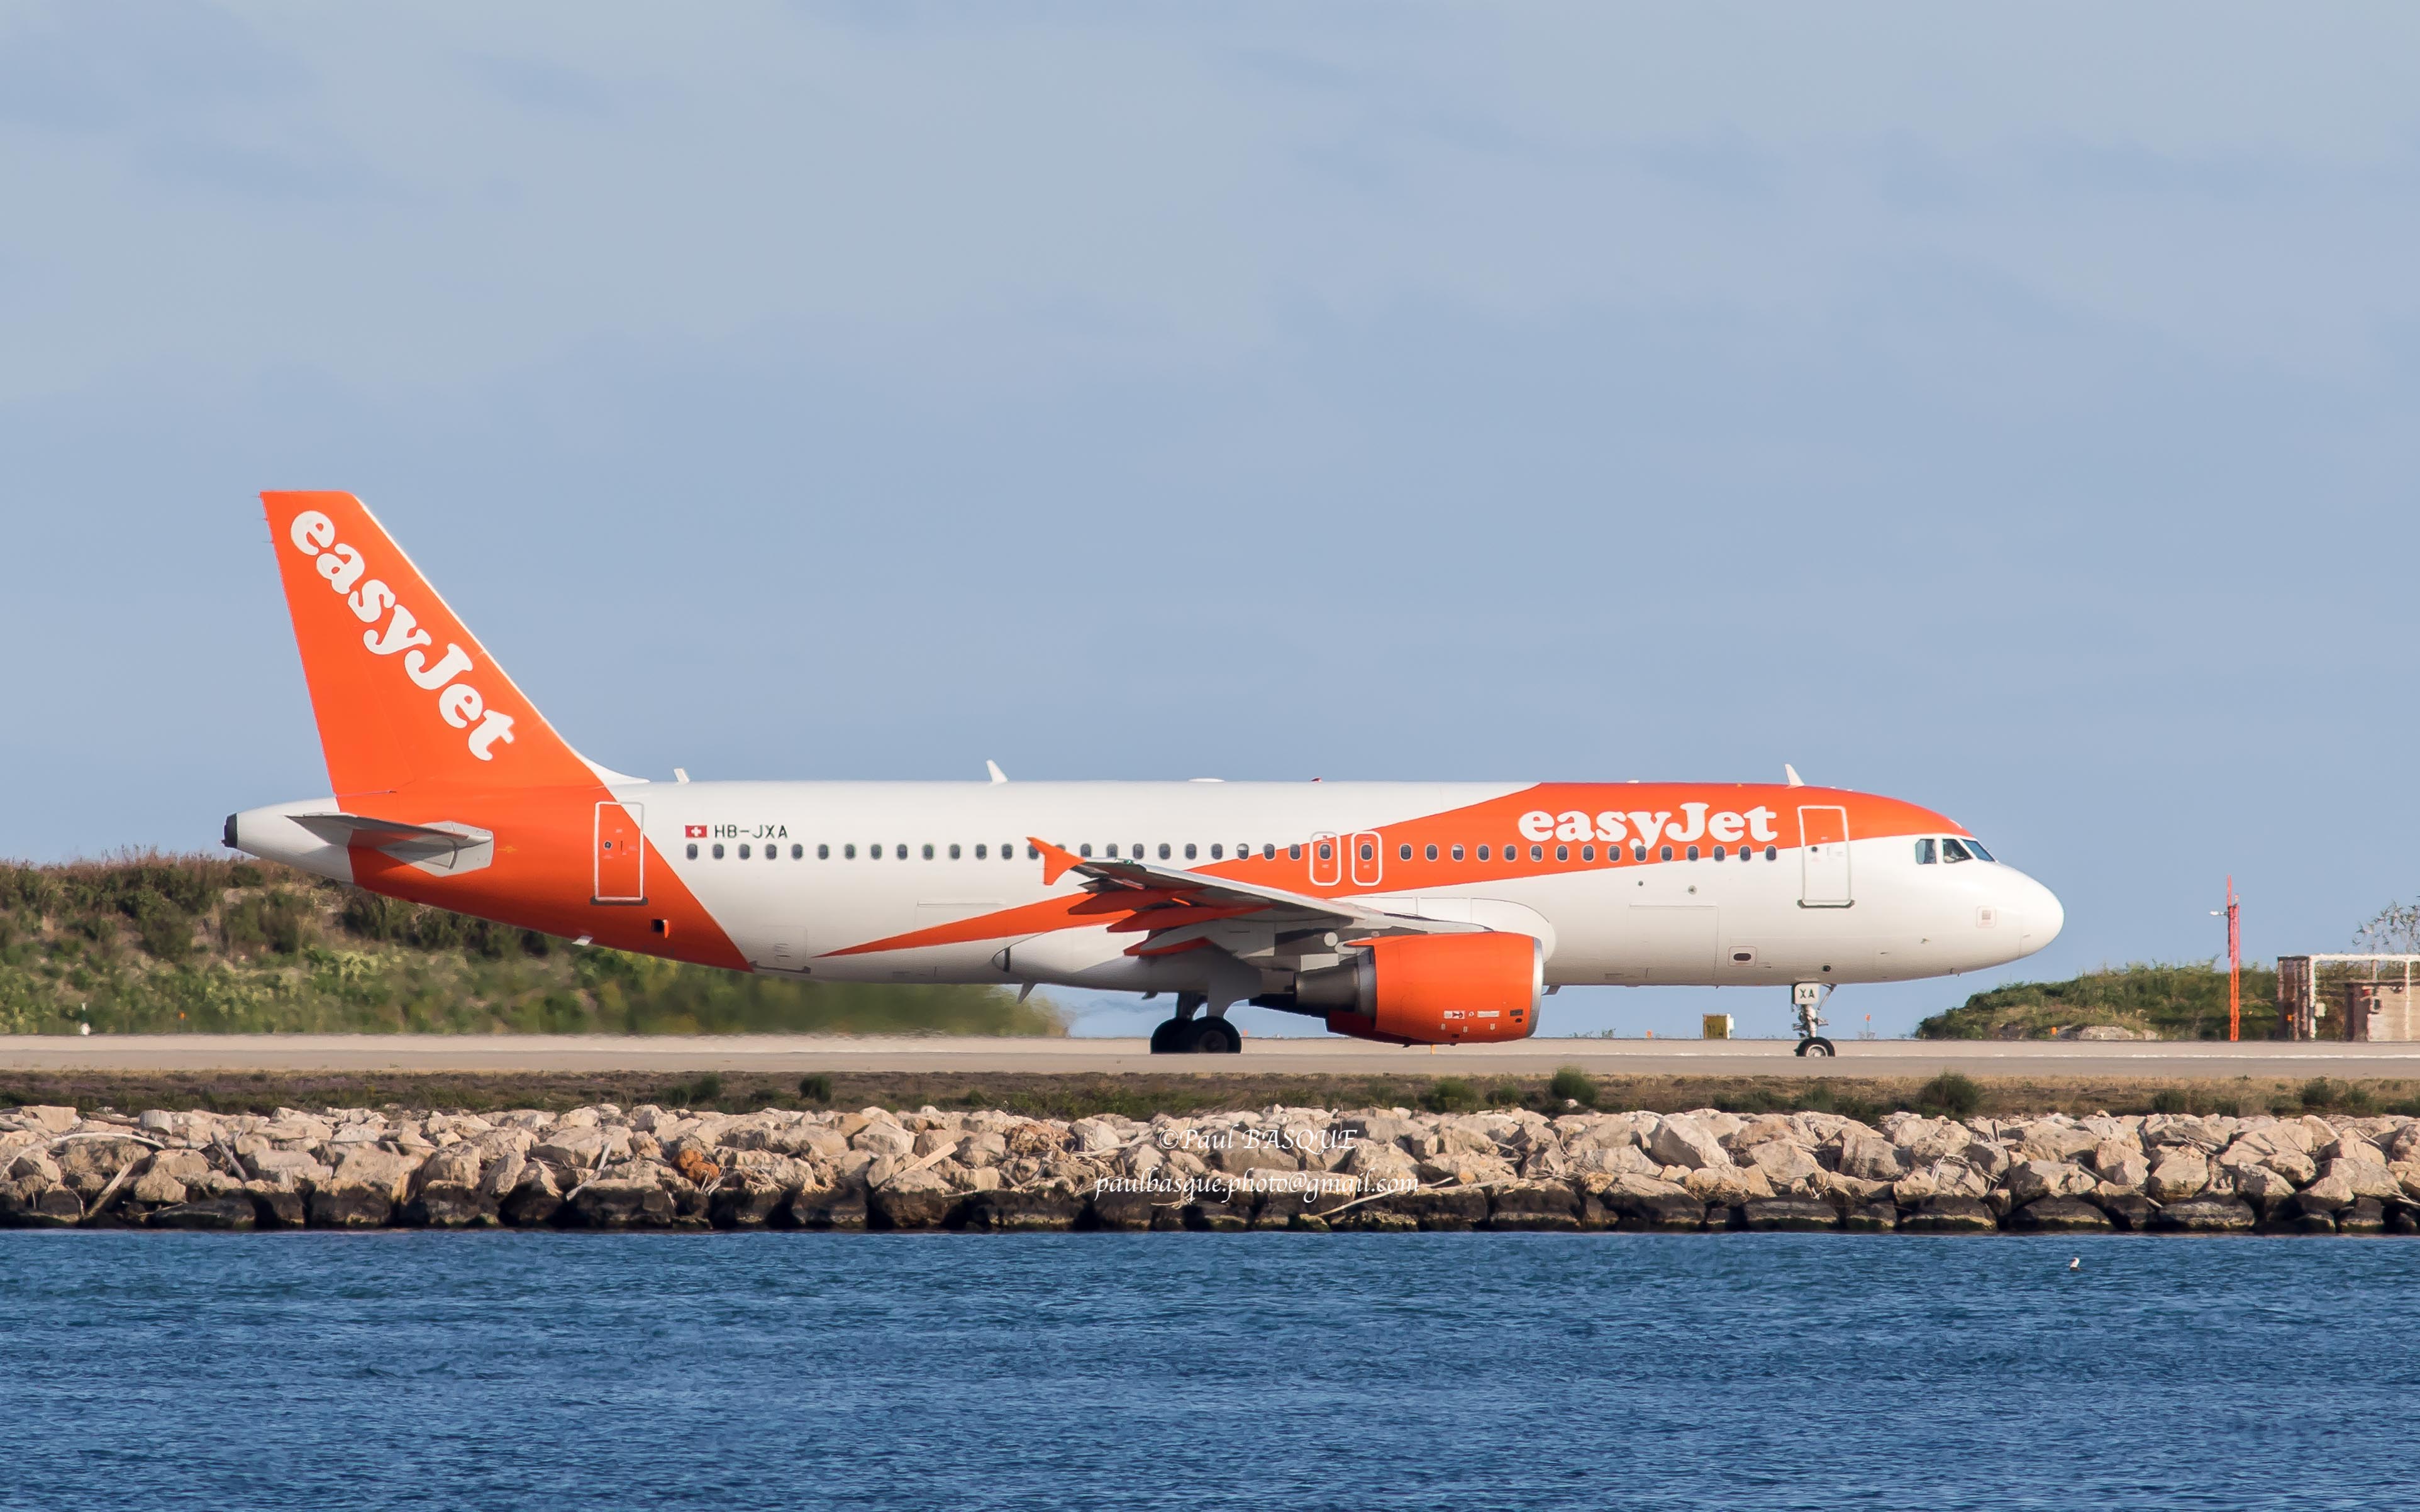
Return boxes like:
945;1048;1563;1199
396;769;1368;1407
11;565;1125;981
7;1101;2420;1235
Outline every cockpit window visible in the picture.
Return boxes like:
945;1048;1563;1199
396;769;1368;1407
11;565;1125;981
1941;837;1975;863
1964;839;1994;862
1914;838;1937;865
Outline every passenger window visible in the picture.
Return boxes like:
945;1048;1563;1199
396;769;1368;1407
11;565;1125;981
974;844;986;859
1424;844;1438;861
1555;845;1568;862
1184;843;1196;860
713;844;726;859
1659;845;1673;861
738;844;751;859
1686;845;1699;861
1764;844;1777;860
1263;844;1276;860
1451;845;1464;861
1024;845;1037;860
948;843;961;859
818;844;830;859
1289;844;1302;861
843;844;856;859
1914;838;1936;865
1582;844;1595;861
1942;838;1973;863
1358;842;1373;862
1162;843;1174;860
1317;842;1332;861
685;842;697;860
1712;845;1725;860
767;845;777;861
1080;843;1094;858
1477;845;1490;861
1209;844;1223;860
1530;845;1543;862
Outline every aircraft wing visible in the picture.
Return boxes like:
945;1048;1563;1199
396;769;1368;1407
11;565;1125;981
1026;836;1481;939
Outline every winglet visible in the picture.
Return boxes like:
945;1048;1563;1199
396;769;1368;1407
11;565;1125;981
1030;836;1082;886
1784;763;1804;788
987;760;1008;785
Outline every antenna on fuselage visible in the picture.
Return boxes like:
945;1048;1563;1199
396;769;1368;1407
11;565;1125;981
1784;763;1804;787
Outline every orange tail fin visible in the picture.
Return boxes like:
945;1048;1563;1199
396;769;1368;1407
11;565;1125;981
260;491;604;797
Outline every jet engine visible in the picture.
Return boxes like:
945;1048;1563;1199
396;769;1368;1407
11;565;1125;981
1291;932;1542;1045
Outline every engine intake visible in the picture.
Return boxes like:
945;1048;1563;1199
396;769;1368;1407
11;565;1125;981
1294;932;1541;1045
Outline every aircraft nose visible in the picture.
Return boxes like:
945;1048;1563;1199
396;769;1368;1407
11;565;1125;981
2009;869;2063;954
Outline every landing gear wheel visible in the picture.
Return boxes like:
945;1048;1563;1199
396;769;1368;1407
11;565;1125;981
1795;1037;1836;1058
1148;1019;1184;1054
1193;1018;1242;1055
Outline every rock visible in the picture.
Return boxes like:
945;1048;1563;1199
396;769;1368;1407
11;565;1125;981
2097;1192;2154;1231
16;1106;79;1133
325;1147;421;1205
414;1144;482;1191
1485;1182;1582;1231
2145;1149;2210;1203
2323;1157;2402;1201
248;1186;306;1228
0;1176;83;1227
148;1198;257;1231
1843;1203;1898;1232
2339;1196;2387;1235
1741;1197;1840;1231
402;1184;501;1228
1743;1141;1823;1191
1835;1132;1906;1182
2018;1125;2102;1164
1898;1196;1999;1233
2269;1208;2337;1235
2006;1160;2098;1205
708;1169;791;1228
869;1169;960;1230
1210;1142;1300;1176
245;1149;333;1188
2294;1172;2356;1213
2149;1196;2256;1233
1647;1115;1731;1171
2090;1140;2150;1191
129;1169;188;1208
1088;1188;1161;1231
6;1148;61;1184
2007;1197;2112;1232
566;1178;676;1228
1683;1164;1773;1205
307;1188;392;1227
1383;1185;1492;1232
789;1184;869;1230
961;1186;1084;1232
501;1166;564;1227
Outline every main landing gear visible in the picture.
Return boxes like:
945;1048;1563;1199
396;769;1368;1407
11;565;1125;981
1792;981;1836;1058
1148;993;1241;1054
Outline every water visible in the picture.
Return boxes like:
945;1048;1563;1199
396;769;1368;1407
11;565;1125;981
1;1231;2410;1511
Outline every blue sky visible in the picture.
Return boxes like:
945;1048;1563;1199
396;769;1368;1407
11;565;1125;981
4;3;2417;1037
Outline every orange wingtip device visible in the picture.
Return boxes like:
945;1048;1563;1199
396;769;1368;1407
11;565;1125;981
1030;836;1084;886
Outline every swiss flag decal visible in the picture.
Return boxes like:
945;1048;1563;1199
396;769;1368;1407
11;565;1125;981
684;824;708;838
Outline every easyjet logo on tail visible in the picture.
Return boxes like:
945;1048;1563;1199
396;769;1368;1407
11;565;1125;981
286;510;517;762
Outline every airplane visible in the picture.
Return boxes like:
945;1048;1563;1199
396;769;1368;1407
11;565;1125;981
226;491;2065;1056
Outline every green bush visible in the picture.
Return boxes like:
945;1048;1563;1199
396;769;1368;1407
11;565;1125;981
798;1073;833;1105
1547;1065;1599;1108
1421;1077;1478;1113
1916;1071;1982;1119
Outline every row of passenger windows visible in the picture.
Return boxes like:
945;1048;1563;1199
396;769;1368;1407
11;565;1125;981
1914;837;1995;864
682;838;1785;864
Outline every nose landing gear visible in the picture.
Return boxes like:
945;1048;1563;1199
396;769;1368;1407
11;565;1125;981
1792;981;1836;1057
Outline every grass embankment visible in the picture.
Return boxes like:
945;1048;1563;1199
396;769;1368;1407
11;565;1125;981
6;1068;2412;1123
0;854;1063;1037
1917;963;2278;1040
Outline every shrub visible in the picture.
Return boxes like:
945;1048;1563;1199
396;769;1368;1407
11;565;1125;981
2150;1088;2189;1115
1547;1065;1599;1108
128;891;194;962
1421;1077;1478;1113
1916;1071;1983;1120
223;891;314;956
798;1073;833;1105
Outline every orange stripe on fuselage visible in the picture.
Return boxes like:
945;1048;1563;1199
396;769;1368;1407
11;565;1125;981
816;783;1961;961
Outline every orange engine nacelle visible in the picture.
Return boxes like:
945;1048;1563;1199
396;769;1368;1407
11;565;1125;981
1297;932;1543;1046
